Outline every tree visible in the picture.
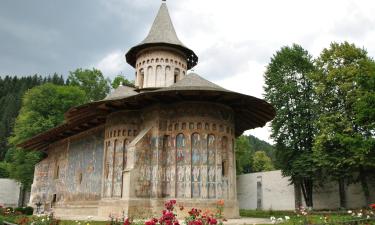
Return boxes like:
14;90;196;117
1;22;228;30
0;74;64;160
312;42;375;207
252;151;274;172
68;68;110;101
235;135;253;174
7;83;86;187
111;75;135;88
264;44;317;207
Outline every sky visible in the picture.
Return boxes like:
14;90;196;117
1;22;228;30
1;0;375;144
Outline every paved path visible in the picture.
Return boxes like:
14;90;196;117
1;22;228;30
224;217;272;225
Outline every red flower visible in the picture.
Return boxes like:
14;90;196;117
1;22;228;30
370;203;375;209
208;218;217;225
124;218;131;225
145;219;156;225
164;200;177;211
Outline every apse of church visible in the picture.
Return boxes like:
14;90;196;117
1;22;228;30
100;103;236;200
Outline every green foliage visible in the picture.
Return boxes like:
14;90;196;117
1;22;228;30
264;44;317;206
251;151;274;172
235;135;275;174
15;206;34;215
68;68;110;101
7;83;86;187
312;42;375;188
0;74;64;160
235;136;253;174
111;75;135;88
9;83;86;145
0;162;10;178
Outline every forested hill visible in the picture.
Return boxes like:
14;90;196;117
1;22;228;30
0;74;65;160
235;134;276;174
247;134;275;161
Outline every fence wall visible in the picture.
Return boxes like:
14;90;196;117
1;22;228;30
237;170;375;210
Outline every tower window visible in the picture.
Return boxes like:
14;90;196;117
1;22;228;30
54;165;60;179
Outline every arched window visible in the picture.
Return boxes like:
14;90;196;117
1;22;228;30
165;66;171;86
146;66;153;87
156;65;162;86
54;164;60;179
139;69;144;88
174;68;180;83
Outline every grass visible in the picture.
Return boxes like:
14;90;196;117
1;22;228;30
240;209;375;225
58;220;108;225
240;209;295;218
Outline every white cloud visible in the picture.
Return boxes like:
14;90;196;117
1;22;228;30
94;51;127;80
89;0;375;144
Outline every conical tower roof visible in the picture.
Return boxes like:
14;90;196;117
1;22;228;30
126;2;198;69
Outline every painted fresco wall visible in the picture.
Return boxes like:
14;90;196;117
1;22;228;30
29;127;104;210
129;102;237;200
65;129;104;201
103;111;139;198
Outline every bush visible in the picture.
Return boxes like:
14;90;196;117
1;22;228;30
15;206;34;215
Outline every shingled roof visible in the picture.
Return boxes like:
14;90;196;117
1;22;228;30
164;73;228;91
104;85;138;100
18;73;275;151
125;3;198;69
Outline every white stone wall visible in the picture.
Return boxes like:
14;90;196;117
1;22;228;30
237;170;295;210
0;178;21;207
237;170;375;210
135;49;187;88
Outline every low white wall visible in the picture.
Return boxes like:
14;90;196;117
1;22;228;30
237;170;295;210
0;178;21;207
237;170;375;210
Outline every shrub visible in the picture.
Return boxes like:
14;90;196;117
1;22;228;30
15;206;34;215
23;206;34;215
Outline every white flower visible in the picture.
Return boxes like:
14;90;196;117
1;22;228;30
357;213;362;217
285;216;290;220
277;218;283;222
42;219;45;222
348;210;352;214
367;215;370;219
270;216;276;221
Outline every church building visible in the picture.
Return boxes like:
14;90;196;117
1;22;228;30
19;2;275;220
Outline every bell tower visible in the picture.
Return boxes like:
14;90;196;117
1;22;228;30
125;2;198;89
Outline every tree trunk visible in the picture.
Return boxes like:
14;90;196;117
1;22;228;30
359;167;371;206
294;180;302;209
338;178;347;209
300;178;313;207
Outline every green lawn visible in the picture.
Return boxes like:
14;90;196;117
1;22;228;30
240;209;375;225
